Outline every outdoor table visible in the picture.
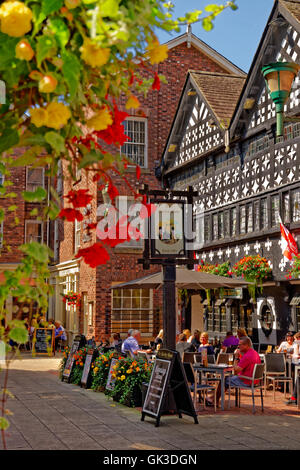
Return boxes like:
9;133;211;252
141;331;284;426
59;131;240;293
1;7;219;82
193;364;233;411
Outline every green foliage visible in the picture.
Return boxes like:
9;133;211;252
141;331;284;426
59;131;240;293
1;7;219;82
0;417;9;431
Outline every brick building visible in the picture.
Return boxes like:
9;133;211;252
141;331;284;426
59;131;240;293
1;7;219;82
0;161;49;322
48;30;245;345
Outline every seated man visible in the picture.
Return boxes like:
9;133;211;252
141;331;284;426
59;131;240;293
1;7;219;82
121;330;151;357
206;336;261;407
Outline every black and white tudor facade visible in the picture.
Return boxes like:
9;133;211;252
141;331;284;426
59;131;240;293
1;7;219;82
158;0;300;347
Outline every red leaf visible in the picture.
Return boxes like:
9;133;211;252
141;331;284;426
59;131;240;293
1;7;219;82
107;181;119;202
75;243;110;267
95;104;129;147
152;73;160;91
97;217;132;248
64;189;93;208
58;208;83;222
136;165;141;180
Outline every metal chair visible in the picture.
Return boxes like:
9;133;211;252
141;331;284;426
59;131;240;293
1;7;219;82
216;353;231;365
183;362;217;412
228;363;265;414
194;353;215;364
183;352;196;364
264;353;293;400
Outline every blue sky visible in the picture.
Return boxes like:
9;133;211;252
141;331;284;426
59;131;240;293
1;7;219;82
156;0;275;72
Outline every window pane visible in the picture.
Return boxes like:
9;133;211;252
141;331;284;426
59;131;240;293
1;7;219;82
224;210;230;238
218;212;224;239
271;195;280;227
292;189;300;222
254;201;260;231
261;199;268;228
26;222;42;243
230;208;237;236
240;206;246;234
121;119;147;167
213;214;218;240
283;192;290;223
247;204;253;232
111;288;152;335
204;216;211;242
27;168;43;191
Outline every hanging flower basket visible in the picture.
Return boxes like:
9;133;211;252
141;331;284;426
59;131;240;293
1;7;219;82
61;291;81;307
232;255;272;299
196;260;232;277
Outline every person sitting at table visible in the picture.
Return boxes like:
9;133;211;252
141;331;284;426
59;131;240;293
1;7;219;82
121;330;152;357
176;333;193;359
190;329;201;350
221;331;239;351
183;329;193;343
198;332;214;355
54;321;67;351
286;332;300;406
277;331;295;354
110;332;122;352
206;336;261;407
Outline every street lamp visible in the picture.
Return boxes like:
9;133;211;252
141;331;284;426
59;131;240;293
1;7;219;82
262;61;300;138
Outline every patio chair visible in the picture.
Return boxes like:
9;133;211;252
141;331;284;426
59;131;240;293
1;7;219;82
194;353;221;386
264;353;293;400
193;353;215;365
182;352;196;364
216;353;231;365
183;362;217;412
228;363;265;414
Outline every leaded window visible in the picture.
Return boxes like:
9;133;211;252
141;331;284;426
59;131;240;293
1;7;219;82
271;195;280;227
218;212;224;239
213;214;218;240
111;288;153;336
224;210;230;238
283;192;290;224
292;189;300;222
240;206;246;234
254;200;260;232
25;221;43;243
247;204;253;232
26;167;44;192
231;208;237;236
261;198;268;228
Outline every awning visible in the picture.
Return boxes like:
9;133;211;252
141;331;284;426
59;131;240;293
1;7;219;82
290;296;300;306
111;267;252;290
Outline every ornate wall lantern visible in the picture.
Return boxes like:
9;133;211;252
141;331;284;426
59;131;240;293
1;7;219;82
262;61;300;137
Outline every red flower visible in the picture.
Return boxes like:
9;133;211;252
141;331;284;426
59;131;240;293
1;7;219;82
64;189;93;208
75;243;110;267
95;104;129;147
59;208;83;222
152;73;160;91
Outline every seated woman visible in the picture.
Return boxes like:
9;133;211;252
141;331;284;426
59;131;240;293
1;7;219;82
277;331;295;354
198;332;215;355
176;333;192;359
110;332;122;352
222;331;239;352
183;329;192;343
190;329;201;350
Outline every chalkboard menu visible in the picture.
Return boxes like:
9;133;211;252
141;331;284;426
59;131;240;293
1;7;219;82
81;348;98;388
62;337;81;382
32;328;55;356
141;349;198;427
106;358;119;391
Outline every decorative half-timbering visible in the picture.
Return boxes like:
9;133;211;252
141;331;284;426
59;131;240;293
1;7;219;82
158;0;300;346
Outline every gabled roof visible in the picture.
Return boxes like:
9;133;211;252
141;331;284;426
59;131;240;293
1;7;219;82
164;31;246;77
230;0;300;137
160;70;246;174
190;71;245;127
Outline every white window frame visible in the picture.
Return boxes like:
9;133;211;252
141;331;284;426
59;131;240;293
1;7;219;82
25;220;43;244
121;117;148;168
74;219;81;252
26;167;45;192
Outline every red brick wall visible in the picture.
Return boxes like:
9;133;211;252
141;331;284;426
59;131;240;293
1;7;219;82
56;42;235;341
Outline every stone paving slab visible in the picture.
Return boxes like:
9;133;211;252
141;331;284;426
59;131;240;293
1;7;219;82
1;354;300;450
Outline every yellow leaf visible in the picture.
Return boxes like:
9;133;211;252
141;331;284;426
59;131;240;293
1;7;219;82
125;95;140;110
146;40;168;65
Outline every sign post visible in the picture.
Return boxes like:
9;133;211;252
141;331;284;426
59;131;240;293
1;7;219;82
81;348;98;389
138;185;197;351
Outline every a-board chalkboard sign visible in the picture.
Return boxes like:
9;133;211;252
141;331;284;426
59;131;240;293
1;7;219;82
81;348;98;389
62;335;82;382
32;328;55;356
105;357;119;391
141;349;198;427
